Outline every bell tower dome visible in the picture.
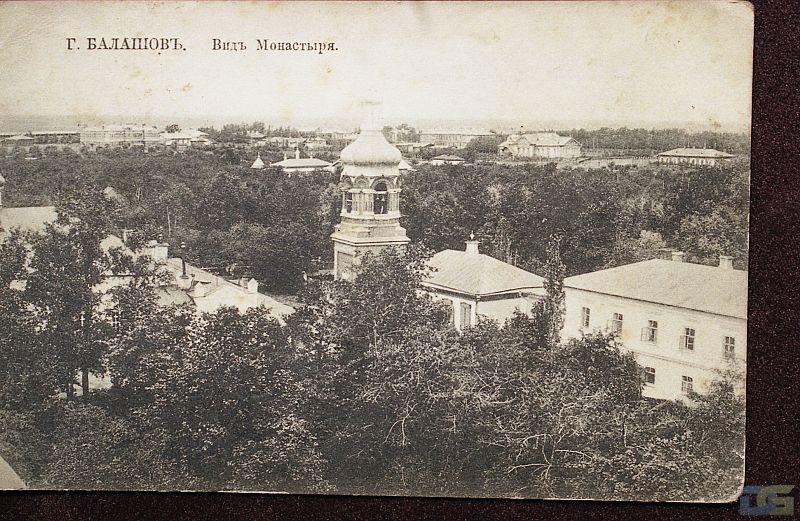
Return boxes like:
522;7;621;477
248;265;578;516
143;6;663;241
331;99;410;280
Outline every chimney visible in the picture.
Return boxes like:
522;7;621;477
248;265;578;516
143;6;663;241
464;232;480;255
718;255;733;270
247;278;259;294
671;251;685;263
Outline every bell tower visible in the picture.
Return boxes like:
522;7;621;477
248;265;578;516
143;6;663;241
331;99;410;280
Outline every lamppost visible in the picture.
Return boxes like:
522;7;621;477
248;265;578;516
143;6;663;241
180;241;187;279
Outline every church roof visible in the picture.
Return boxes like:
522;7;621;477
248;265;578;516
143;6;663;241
564;259;747;319
424;249;544;297
656;147;733;158
0;206;58;237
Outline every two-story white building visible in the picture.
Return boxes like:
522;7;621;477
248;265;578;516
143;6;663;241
561;252;746;401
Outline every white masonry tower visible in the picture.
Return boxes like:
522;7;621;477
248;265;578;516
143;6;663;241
331;98;410;280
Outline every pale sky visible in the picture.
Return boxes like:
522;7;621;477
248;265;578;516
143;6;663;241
0;1;753;130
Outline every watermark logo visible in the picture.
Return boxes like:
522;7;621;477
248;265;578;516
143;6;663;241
739;485;795;516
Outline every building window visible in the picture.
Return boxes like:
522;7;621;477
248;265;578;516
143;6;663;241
373;182;388;215
641;320;658;343
681;376;693;394
723;336;736;358
460;302;472;330
442;298;454;326
581;307;590;328
111;310;121;331
611;313;623;335
643;367;656;385
680;328;696;351
345;192;353;213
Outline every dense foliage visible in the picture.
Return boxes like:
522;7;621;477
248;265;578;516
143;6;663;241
0;211;745;498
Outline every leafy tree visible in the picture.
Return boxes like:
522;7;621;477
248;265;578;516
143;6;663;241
24;186;125;399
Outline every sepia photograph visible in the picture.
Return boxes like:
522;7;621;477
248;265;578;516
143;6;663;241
0;0;753;503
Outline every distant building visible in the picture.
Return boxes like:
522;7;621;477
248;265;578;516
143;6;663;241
161;129;211;149
272;148;335;174
1;134;35;147
423;238;544;331
30;131;80;144
430;154;467;166
656;147;733;166
419;130;494;149
80;125;161;148
498;132;581;159
266;136;305;148
394;142;433;155
305;136;331;151
561;253;746;401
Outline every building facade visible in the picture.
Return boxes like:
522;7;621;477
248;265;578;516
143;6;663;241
80;125;161;148
331;100;411;280
422;239;544;330
419;130;494;149
498;132;581;159
561;254;746;401
656;147;734;166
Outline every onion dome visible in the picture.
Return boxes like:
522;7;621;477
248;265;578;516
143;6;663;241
339;100;401;166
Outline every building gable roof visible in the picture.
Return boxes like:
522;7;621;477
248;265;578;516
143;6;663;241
424;249;544;297
564;259;747;319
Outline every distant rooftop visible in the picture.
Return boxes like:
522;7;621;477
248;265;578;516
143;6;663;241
657;147;734;158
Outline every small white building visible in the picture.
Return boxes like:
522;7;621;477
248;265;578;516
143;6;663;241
423;238;544;330
561;253;746;401
273;148;335;174
656;147;734;166
430;154;467;166
498;132;581;159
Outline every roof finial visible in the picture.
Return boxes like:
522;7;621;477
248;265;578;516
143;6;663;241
469;230;475;240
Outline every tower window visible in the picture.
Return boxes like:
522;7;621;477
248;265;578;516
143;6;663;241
345;192;353;213
373;182;388;215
